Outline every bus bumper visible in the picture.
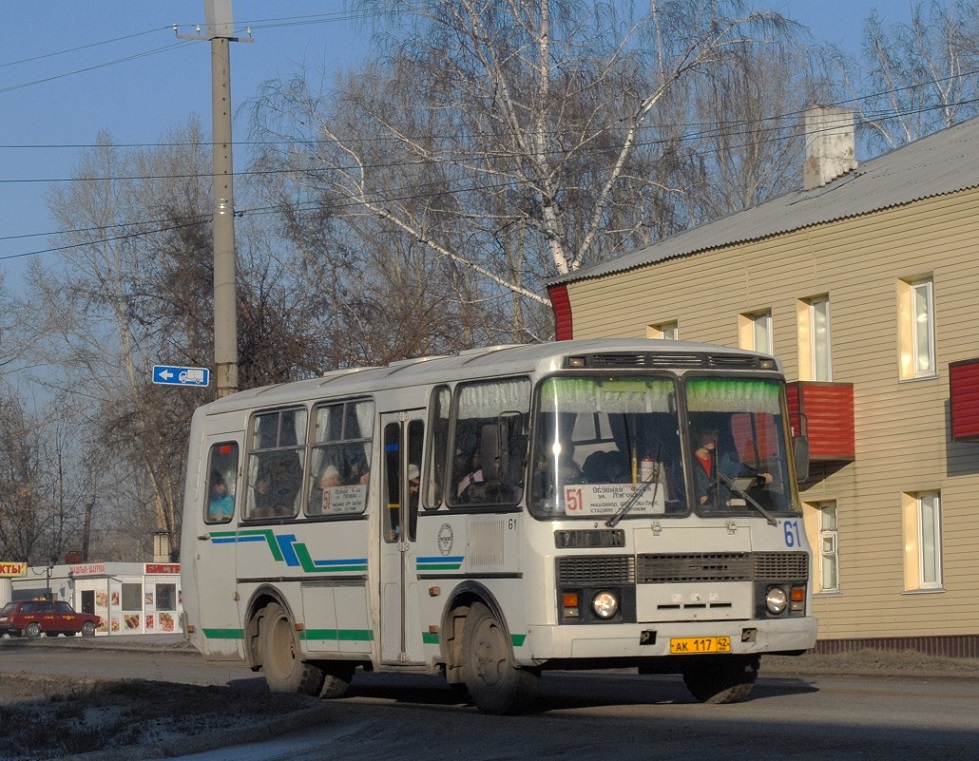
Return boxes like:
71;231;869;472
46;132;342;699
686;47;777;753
521;617;818;662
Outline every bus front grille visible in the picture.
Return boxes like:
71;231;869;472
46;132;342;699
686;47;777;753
556;555;636;585
637;552;808;584
752;551;809;580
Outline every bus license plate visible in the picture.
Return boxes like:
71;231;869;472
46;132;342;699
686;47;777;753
669;636;732;654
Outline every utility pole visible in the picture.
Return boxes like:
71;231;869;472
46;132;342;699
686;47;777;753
177;1;252;397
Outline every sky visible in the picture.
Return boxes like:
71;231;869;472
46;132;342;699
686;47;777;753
0;1;915;285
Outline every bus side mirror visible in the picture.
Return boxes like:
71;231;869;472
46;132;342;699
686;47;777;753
793;435;810;483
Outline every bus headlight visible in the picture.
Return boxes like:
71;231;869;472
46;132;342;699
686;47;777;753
592;591;619;619
765;586;788;615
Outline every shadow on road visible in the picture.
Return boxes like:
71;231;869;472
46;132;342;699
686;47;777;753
336;669;818;713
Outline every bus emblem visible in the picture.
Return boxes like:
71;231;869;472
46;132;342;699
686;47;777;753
437;524;454;556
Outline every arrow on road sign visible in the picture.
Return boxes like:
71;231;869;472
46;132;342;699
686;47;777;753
152;365;210;387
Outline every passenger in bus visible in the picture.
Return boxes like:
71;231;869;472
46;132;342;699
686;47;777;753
457;450;483;497
691;423;772;507
207;471;235;522
582;450;630;483
319;464;342;488
254;454;302;516
408;463;421;503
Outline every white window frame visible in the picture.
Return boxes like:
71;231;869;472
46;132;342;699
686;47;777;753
817;502;839;593
911;280;935;378
740;310;772;354
917;491;942;589
898;277;936;380
809;297;832;382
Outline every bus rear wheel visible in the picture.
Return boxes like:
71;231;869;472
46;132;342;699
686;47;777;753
462;602;539;715
682;655;758;704
259;602;325;696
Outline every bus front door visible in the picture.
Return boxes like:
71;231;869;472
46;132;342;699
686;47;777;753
379;411;426;665
191;434;243;660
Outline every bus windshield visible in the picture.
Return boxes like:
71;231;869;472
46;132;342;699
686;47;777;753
683;376;795;518
529;374;798;520
530;375;683;518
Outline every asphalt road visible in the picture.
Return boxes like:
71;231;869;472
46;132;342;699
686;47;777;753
2;636;978;761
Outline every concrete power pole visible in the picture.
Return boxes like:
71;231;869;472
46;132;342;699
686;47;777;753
180;0;252;397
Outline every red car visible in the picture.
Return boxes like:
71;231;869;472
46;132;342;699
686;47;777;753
0;599;101;638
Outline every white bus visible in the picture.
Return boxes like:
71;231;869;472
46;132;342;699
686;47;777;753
181;339;816;713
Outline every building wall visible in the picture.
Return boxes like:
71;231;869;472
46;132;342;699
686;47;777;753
564;186;979;643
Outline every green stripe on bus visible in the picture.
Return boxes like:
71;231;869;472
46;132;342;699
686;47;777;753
202;628;244;640
301;629;374;642
422;632;525;647
237;529;284;561
294;542;318;572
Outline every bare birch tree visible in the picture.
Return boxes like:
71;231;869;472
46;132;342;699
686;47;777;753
251;0;800;341
844;0;979;149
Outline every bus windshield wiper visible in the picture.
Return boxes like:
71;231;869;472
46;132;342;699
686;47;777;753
719;473;778;526
606;462;662;528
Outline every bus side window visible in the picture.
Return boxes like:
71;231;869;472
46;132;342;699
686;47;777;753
450;378;531;507
246;408;307;519
424;386;450;510
205;442;238;524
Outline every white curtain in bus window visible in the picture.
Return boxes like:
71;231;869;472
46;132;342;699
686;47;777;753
685;378;781;413
247;408;307;519
308;399;374;515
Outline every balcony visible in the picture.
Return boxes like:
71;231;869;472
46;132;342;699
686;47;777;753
950;359;979;442
786;381;855;462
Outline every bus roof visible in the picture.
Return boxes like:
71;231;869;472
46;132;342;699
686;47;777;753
194;338;780;417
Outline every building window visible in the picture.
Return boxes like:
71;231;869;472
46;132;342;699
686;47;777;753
816;502;839;592
739;310;772;354
156;584;177;611
898;278;936;379
648;321;678;340
902;491;943;591
798;296;832;381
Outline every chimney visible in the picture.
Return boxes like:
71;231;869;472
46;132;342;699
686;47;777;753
803;105;857;190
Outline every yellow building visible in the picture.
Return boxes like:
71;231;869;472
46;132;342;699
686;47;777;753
547;107;979;657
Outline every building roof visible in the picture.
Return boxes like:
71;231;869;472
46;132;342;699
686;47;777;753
549;115;979;286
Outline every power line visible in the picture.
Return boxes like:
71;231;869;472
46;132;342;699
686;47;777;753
2;89;977;264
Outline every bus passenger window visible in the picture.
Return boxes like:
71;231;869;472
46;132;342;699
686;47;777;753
307;400;373;516
205;442;238;524
424;386;450;510
448;376;531;508
246;408;307;519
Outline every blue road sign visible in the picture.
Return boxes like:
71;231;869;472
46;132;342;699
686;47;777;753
152;365;210;387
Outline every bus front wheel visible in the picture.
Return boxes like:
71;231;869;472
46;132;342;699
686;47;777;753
682;655;758;704
259;602;325;696
462;602;539;715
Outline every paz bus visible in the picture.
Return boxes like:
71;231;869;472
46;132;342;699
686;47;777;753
180;339;816;713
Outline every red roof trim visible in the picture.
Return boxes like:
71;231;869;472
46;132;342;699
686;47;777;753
547;283;573;341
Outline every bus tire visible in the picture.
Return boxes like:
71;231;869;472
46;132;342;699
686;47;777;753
259;602;325;696
319;663;356;699
682;655;758;704
462;602;539;715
